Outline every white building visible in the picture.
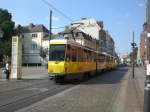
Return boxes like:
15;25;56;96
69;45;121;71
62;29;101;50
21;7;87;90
58;28;97;50
120;53;130;64
71;18;101;40
70;18;116;56
105;31;115;56
15;23;49;65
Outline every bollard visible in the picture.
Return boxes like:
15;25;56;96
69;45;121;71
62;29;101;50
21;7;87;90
144;64;150;112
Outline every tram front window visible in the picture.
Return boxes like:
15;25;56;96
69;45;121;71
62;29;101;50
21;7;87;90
49;44;65;61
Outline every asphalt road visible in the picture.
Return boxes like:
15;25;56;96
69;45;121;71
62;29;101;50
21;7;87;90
0;67;129;112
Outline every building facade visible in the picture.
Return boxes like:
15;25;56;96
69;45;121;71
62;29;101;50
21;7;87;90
105;31;115;56
146;0;150;62
70;18;115;56
71;18;101;40
140;22;148;65
15;23;49;65
58;28;97;51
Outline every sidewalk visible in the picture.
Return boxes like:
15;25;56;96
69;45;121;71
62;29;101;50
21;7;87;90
0;67;48;80
123;67;145;112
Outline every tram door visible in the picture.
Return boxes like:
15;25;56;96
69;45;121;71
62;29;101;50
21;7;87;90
65;44;71;73
66;44;78;73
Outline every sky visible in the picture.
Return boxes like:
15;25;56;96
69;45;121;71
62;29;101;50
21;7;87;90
0;0;146;54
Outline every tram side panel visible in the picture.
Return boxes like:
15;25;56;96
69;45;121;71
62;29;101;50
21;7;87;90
66;45;96;75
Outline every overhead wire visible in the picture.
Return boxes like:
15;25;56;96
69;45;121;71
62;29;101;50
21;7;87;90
52;26;66;29
41;0;73;22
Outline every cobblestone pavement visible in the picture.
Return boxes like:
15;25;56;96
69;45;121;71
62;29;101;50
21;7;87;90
17;67;144;112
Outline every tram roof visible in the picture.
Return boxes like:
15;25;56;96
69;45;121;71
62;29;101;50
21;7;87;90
100;52;116;58
50;38;97;52
50;38;81;46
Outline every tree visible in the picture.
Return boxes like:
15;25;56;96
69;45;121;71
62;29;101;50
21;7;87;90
40;48;48;59
130;47;138;64
50;35;55;39
0;8;15;61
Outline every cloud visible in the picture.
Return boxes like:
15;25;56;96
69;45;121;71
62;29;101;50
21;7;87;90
137;3;144;7
52;25;64;34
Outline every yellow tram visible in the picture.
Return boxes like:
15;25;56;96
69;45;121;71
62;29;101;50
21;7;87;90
48;38;117;82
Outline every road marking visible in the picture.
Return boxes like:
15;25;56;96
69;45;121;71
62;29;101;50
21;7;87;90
24;87;49;92
39;88;49;92
24;87;39;91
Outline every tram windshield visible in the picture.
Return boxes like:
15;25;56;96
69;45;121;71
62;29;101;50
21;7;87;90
49;44;66;61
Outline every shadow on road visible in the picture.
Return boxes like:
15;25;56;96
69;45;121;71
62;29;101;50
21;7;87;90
57;67;129;85
82;67;129;85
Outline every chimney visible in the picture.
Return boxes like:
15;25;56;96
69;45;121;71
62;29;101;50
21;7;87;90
143;22;148;32
97;21;104;29
65;25;69;30
81;18;87;20
28;23;34;30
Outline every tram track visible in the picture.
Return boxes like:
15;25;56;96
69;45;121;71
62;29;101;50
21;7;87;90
0;81;74;112
0;79;53;94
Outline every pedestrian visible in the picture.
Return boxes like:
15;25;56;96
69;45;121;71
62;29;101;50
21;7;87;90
5;61;11;79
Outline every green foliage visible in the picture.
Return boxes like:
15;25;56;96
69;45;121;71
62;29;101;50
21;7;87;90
0;8;14;41
50;35;55;39
0;8;15;61
130;47;138;63
40;48;48;59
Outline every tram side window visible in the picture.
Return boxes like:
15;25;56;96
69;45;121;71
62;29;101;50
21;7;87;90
87;50;92;61
83;50;86;62
72;47;77;62
106;56;110;62
78;47;82;62
84;50;88;62
91;52;96;62
66;45;71;61
93;52;97;61
111;57;114;62
99;54;105;62
72;55;76;61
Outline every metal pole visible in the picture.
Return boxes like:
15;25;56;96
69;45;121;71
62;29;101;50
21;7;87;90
49;10;52;61
144;64;150;112
132;31;135;78
144;0;150;111
144;28;150;112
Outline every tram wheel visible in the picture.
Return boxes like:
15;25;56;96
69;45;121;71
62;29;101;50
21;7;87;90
54;76;66;84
